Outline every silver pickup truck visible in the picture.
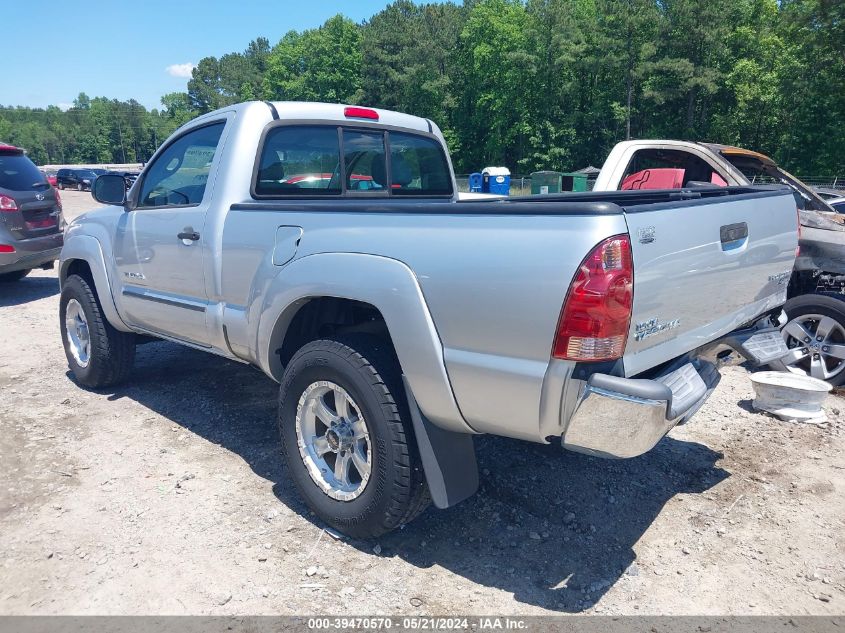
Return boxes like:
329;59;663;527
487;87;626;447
59;101;798;537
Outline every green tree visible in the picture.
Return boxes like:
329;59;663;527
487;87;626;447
264;16;363;103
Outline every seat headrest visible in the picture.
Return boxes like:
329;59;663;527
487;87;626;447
392;154;413;187
371;157;386;187
260;161;285;182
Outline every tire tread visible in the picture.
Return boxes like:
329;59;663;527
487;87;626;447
281;335;430;537
61;274;135;387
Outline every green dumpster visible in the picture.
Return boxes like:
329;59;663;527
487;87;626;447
530;171;562;195
562;172;588;192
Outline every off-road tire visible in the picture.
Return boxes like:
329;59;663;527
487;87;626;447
278;335;430;538
60;274;135;387
0;269;30;283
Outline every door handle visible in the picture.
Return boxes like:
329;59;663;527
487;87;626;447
177;230;200;242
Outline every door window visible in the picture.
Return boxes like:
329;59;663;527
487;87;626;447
138;122;225;208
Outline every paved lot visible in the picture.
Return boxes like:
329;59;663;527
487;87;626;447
0;190;843;615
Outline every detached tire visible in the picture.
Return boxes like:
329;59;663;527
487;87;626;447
0;269;30;283
771;293;845;386
60;274;135;387
278;335;430;538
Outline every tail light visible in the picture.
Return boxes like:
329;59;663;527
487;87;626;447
0;195;17;211
552;234;634;361
0;244;14;253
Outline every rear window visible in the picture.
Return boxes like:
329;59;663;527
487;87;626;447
0;153;47;190
389;132;453;196
343;129;386;192
621;149;722;190
254;125;452;198
720;154;832;212
256;126;342;196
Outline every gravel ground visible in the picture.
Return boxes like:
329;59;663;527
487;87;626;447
0;190;843;615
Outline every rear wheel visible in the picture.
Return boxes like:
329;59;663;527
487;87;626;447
772;293;845;386
60;274;135;387
0;269;30;283
76;183;83;191
58;182;65;190
278;335;430;538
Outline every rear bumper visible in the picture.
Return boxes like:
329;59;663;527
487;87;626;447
562;310;787;459
0;230;63;273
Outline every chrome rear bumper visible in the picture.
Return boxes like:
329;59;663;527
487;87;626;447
562;310;785;459
563;360;719;458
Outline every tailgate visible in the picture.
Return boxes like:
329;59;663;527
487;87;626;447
622;188;797;375
1;188;62;239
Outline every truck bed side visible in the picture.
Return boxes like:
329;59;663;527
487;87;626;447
221;187;796;442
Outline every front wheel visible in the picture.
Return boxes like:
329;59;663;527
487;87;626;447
771;293;845;386
76;183;83;191
278;336;430;538
60;274;136;387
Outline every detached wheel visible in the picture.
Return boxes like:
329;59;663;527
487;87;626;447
60;274;135;387
0;269;30;282
278;335;430;538
772;293;845;386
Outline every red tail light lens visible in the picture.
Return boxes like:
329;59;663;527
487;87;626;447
0;244;15;253
553;234;634;361
0;195;18;211
344;106;379;120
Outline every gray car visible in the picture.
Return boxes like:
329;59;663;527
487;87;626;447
0;143;64;282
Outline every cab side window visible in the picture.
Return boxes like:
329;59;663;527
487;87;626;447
138;122;225;208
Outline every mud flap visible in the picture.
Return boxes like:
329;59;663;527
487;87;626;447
402;376;479;509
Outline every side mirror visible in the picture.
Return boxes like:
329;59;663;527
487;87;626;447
92;174;127;206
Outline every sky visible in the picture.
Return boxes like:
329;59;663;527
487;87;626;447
2;0;391;111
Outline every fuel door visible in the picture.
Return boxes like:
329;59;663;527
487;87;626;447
273;226;303;266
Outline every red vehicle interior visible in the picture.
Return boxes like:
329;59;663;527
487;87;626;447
621;168;729;190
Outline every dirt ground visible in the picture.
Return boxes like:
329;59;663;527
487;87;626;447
0;190;843;615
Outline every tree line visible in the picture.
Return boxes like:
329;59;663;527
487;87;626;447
2;0;843;177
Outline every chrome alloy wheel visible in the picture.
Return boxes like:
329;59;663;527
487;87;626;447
64;298;91;368
781;313;845;381
295;381;372;501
